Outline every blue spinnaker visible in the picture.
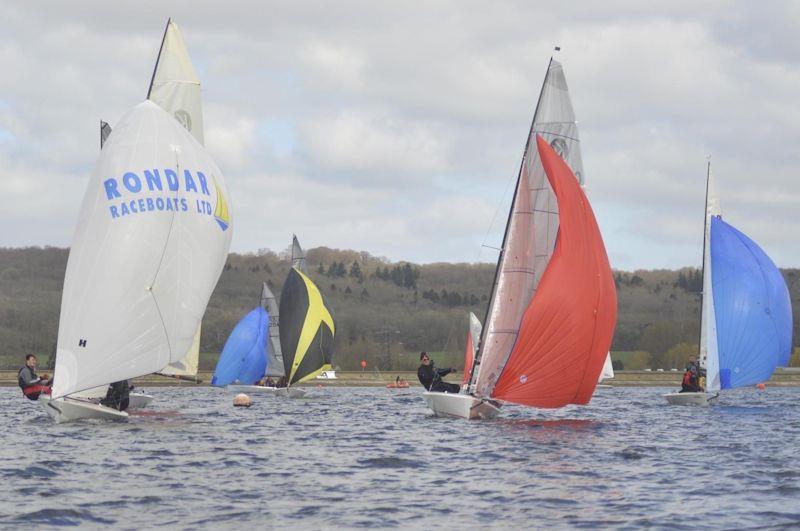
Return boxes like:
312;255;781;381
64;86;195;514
711;216;793;389
211;307;269;386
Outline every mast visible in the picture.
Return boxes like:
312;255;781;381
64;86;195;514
146;18;171;99
697;159;711;369
467;52;556;391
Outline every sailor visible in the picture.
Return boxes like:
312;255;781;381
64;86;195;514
680;367;703;393
417;352;460;393
100;380;131;411
18;354;52;400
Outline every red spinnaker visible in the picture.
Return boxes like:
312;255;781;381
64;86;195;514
490;135;617;407
462;329;474;385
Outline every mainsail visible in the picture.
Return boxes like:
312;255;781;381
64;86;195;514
211;307;269;386
598;354;615;383
462;312;482;385
147;19;204;144
148;19;205;377
471;58;586;398
279;268;335;385
701;167;792;391
488;136;616;407
52;101;233;399
291;235;308;274
261;282;286;378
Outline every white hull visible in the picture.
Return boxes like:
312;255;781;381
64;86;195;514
40;395;129;423
423;392;501;420
317;371;337;379
226;385;306;398
664;392;716;406
128;392;154;410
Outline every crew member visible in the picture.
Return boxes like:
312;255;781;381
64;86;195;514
680;357;703;393
18;354;51;400
417;352;460;393
101;380;131;411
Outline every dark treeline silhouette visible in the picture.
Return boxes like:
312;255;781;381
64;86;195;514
1;247;798;371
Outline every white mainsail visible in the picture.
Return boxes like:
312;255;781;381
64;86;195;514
699;164;721;391
472;58;584;397
147;19;204;144
261;282;286;378
148;19;205;377
291;234;308;274
52;101;233;399
598;353;614;382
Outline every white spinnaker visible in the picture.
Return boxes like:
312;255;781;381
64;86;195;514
52;101;232;398
472;59;584;397
700;165;721;392
147;19;204;145
261;282;286;377
598;353;614;382
291;235;308;274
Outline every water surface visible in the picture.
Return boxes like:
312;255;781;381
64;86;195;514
1;386;799;528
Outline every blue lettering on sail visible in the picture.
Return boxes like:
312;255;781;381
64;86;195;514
101;168;220;225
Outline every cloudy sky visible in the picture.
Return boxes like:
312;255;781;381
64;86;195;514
2;1;799;270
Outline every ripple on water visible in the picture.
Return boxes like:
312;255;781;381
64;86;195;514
1;386;799;528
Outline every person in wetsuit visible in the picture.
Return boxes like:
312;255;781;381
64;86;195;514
100;380;131;411
18;354;52;400
417;352;460;393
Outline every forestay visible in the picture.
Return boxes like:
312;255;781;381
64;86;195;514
51;101;232;398
261;282;286;378
471;59;585;398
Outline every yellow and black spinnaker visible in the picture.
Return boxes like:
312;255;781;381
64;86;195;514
279;267;335;385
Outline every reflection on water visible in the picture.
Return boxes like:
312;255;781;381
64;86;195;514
1;386;799;528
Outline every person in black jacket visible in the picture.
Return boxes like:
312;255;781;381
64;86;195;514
417;352;460;393
18;354;51;400
100;380;131;411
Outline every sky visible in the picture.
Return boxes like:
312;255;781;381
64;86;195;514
1;1;799;270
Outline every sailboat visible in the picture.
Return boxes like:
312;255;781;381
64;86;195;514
424;54;617;419
41;100;233;423
664;164;792;406
279;237;336;396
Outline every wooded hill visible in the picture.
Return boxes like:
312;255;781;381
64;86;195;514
1;246;798;372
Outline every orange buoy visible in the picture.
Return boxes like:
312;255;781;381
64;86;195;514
756;383;766;390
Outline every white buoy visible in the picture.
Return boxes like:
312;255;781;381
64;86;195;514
233;393;251;407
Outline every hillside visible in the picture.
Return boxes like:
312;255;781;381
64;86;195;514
1;246;798;371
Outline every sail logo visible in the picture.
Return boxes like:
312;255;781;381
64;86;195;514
102;168;223;228
174;110;192;133
211;175;230;231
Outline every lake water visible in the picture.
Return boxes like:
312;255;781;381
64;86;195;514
1;386;799;529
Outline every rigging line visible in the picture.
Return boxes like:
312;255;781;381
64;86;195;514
475;171;516;263
150;144;182;365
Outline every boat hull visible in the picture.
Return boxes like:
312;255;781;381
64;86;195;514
423;392;501;420
40;396;129;423
663;392;715;406
226;385;306;398
128;392;154;410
